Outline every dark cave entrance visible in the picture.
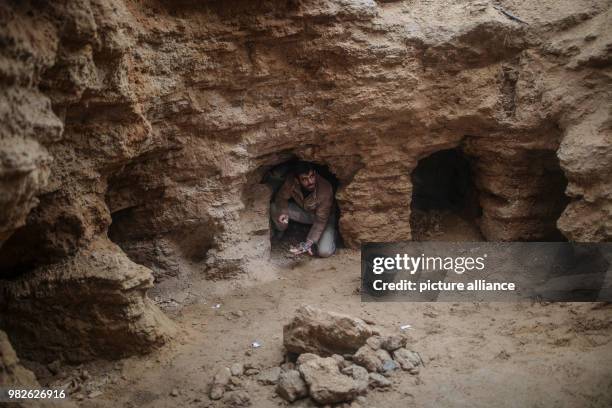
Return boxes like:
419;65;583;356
0;226;42;280
410;148;483;241
262;158;342;259
410;147;571;242
0;192;79;280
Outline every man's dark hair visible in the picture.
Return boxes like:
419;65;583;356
294;161;316;176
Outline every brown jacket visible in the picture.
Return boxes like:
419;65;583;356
275;173;334;243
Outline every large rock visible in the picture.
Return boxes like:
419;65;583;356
284;306;379;356
298;355;361;404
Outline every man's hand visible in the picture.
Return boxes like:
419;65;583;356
289;240;314;256
278;214;289;225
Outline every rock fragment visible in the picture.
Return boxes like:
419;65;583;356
368;373;391;389
341;364;369;394
257;366;281;385
244;368;260;376
210;367;231;400
230;362;244;376
297;353;318;365
381;334;406;352
224;390;251;407
332;354;351;370
298;355;361;404
392;348;421;374
381;359;398;375
375;349;392;364
353;345;381;372
276;369;309;402
354;346;389;372
366;336;383;350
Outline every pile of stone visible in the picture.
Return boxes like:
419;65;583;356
207;306;422;406
210;306;422;406
276;305;422;405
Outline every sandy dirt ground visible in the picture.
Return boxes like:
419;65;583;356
32;238;612;408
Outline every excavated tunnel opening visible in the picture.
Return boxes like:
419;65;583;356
410;148;483;241
410;146;570;242
262;158;343;259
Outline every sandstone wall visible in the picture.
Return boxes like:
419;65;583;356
0;0;610;363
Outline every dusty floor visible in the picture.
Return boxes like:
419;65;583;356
30;237;612;408
410;210;484;242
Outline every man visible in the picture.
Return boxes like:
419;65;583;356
270;161;336;257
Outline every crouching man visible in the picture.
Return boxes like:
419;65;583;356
270;161;337;257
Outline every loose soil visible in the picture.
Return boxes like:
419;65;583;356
30;249;612;408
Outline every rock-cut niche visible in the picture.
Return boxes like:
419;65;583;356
105;166;214;282
410;148;483;241
410;146;570;241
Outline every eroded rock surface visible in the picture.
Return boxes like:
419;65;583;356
0;0;610;363
0;239;173;363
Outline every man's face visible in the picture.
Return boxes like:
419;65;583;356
298;170;316;191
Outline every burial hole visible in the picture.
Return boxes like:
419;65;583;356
262;158;342;260
410;148;483;241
